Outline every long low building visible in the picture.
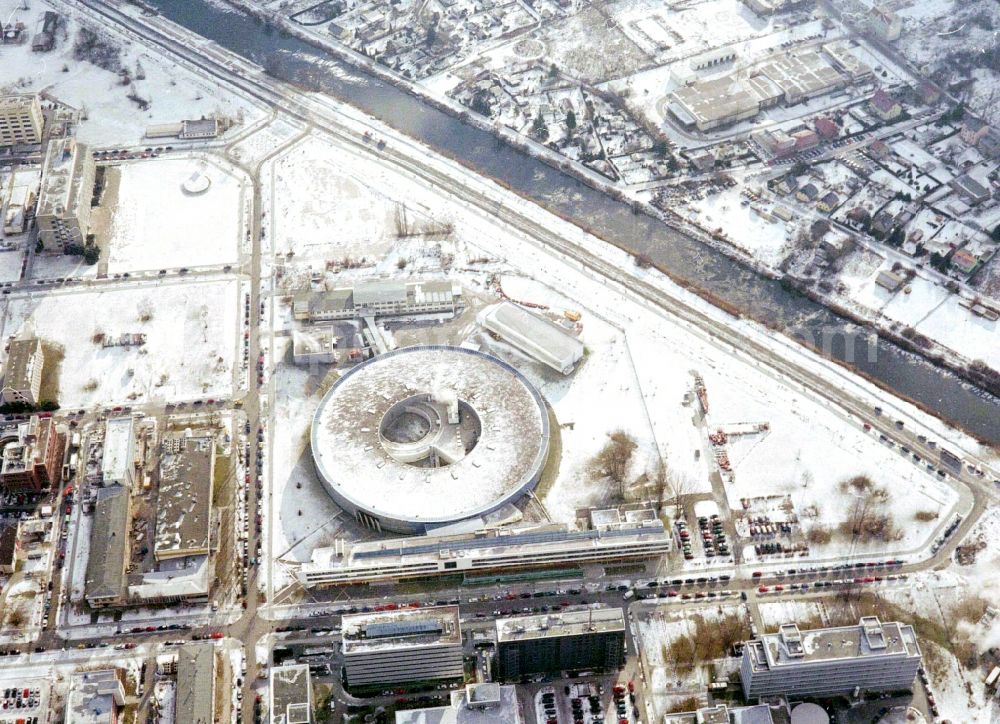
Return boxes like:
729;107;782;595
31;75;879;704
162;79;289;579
84;484;131;608
293;280;461;322
298;520;670;587
741;617;921;699
477;301;584;375
155;435;215;561
342;606;464;689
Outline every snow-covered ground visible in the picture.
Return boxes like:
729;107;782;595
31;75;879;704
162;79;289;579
0;278;239;406
267;335;348;592
636;603;747;718
0;0;265;146
267;134;400;262
104;157;245;273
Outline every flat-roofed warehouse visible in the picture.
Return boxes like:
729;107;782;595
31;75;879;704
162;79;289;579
477;301;584;375
668;76;761;132
311;346;549;534
495;607;626;680
740;617;921;698
755;49;845;104
155;435;215;561
102;416;136;486
341;606;464;689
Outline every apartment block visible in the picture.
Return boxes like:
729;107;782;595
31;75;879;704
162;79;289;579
36;137;95;250
0;94;43;148
1;337;45;406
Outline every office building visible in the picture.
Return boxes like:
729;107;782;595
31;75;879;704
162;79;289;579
176;643;217;724
270;664;313;724
36;137;96;250
0;94;43;148
341;606;464;689
495;607;626;681
1;337;44;406
740;617;921;699
65;669;126;724
0;414;65;492
293;280;461;322
395;683;521;724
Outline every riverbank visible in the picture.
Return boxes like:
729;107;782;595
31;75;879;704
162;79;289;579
222;0;1000;402
143;0;1000;440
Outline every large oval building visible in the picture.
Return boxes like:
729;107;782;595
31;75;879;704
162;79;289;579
311;346;549;534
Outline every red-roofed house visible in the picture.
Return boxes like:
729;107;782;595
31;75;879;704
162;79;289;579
814;116;839;139
951;249;978;274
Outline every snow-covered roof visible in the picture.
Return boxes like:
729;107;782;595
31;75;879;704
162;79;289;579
477;302;584;374
155;435;214;560
311;346;548;529
101;416;134;483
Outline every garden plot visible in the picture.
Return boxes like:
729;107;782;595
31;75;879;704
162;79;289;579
103;158;244;273
0;279;238;407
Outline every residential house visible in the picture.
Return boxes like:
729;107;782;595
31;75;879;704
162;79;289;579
796;183;819;202
917;81;941;106
976;127;1000;159
950;174;991;205
869;89;902;122
960;117;990;146
814;116;839;140
950;249;978;274
817;191;840;213
875;269;905;291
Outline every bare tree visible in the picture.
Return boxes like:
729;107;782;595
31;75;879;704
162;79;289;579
590;430;637;498
664;468;694;517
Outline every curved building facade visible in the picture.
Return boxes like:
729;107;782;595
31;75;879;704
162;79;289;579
311;346;549;534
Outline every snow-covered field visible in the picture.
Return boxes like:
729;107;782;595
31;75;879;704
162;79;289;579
104;158;245;273
0;0;265;146
0;278;238;406
267;134;399;262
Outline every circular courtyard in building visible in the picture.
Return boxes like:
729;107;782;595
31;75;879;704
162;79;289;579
310;345;550;533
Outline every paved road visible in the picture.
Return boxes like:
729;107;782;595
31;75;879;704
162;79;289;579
31;2;999;721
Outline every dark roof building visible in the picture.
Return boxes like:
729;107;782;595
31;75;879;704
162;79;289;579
495;607;626;681
84;484;130;607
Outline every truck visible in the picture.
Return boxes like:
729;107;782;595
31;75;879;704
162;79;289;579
939;448;962;471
